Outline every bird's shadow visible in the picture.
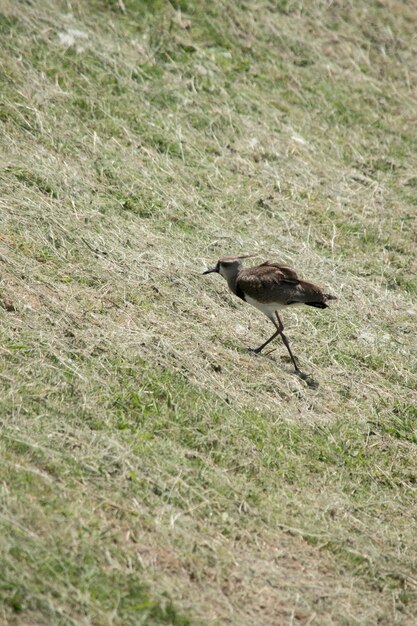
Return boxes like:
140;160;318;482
295;369;319;389
249;347;319;389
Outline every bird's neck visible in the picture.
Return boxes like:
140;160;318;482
226;274;238;295
219;264;242;296
224;270;241;297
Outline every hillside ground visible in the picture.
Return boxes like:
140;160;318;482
1;0;417;624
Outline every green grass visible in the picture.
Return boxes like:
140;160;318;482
1;0;417;624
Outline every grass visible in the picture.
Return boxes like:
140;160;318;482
1;0;417;623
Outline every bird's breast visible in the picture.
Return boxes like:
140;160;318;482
234;282;246;301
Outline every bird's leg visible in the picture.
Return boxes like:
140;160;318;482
250;329;280;354
275;312;300;372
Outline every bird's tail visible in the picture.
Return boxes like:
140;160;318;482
324;293;337;302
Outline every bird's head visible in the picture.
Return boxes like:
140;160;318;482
203;255;252;280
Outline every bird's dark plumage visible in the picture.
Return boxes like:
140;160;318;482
236;261;335;307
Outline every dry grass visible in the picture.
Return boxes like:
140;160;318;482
1;0;417;624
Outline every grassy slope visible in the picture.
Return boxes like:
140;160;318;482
1;0;417;624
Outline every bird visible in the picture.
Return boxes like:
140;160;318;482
203;256;336;373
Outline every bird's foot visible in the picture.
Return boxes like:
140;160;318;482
248;346;277;358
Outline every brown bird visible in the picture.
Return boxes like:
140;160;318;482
203;256;336;373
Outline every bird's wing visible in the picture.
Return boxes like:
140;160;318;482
237;262;334;306
236;263;301;303
258;261;300;283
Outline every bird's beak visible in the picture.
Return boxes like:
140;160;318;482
202;267;217;275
